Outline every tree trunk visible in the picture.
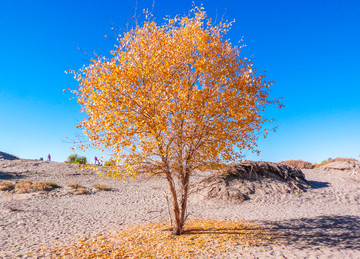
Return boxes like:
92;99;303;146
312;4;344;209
166;173;182;235
165;171;192;235
179;169;191;231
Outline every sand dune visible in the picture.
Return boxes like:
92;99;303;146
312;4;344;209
1;158;360;258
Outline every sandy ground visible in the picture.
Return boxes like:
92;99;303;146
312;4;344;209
1;159;360;258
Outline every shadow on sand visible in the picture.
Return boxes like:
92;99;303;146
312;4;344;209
307;180;330;189
263;215;360;250
0;171;24;181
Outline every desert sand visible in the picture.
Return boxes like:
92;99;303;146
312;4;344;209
1;156;360;258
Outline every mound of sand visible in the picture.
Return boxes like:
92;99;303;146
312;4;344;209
0;158;96;182
319;160;360;179
320;160;360;171
0;151;19;161
191;161;310;204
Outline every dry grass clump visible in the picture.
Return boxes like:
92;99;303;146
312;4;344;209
33;182;59;191
93;183;112;191
0;181;15;191
68;182;89;195
47;219;277;258
15;180;33;193
279;160;314;169
67;182;82;189
314;157;359;168
15;180;60;194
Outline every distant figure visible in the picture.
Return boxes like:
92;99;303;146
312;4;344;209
94;156;99;165
47;154;51;161
39;157;43;161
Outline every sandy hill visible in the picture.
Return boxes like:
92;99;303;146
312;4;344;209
320;160;360;173
0;151;19;160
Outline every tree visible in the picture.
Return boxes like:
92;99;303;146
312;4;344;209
72;7;282;235
65;154;87;165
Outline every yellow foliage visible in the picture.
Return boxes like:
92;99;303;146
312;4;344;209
71;6;281;234
46;219;277;258
73;7;280;178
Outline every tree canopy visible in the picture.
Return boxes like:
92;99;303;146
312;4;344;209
72;7;282;234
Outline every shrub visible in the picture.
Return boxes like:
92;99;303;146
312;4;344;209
15;180;33;193
68;182;89;195
65;154;77;163
45;182;60;188
15;180;60;193
65;154;87;165
73;187;89;195
93;183;112;191
279;160;314;169
68;182;81;189
104;160;116;167
0;181;15;191
32;182;59;191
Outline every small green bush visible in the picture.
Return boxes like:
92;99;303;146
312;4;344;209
65;154;87;165
104;160;116;167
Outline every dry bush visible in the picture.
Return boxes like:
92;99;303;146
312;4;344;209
32;182;54;191
330;157;358;162
0;181;15;191
47;219;277;258
15;180;33;194
279;160;314;169
73;187;89;195
68;182;89;195
14;180;59;194
93;183;112;191
314;157;359;168
45;182;60;188
67;182;82;189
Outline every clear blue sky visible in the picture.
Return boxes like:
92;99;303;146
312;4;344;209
1;0;359;163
